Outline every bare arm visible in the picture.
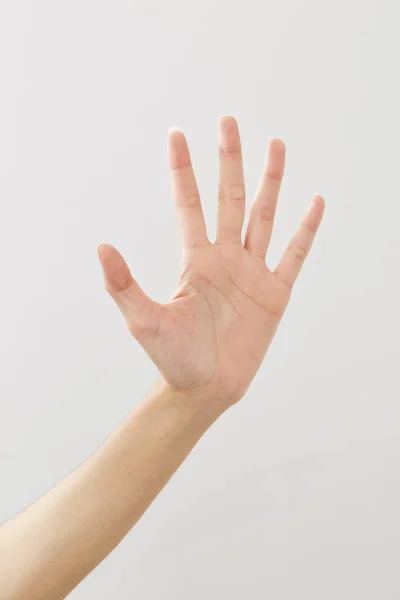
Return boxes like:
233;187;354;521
0;380;225;600
0;116;324;600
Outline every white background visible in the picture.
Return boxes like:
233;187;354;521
1;1;399;598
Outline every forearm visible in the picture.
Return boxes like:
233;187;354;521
0;379;226;600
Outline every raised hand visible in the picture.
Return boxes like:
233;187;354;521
97;117;324;406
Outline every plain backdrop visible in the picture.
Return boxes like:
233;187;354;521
1;1;399;598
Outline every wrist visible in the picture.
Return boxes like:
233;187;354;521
146;377;229;424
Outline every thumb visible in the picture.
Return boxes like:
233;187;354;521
97;243;161;339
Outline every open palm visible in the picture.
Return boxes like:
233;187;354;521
98;117;324;406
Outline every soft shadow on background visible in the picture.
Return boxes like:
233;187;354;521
1;1;399;598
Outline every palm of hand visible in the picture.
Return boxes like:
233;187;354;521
163;243;288;403
98;117;324;405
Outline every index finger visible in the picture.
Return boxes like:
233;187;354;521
168;128;209;250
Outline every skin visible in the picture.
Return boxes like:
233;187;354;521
99;116;324;407
0;116;324;600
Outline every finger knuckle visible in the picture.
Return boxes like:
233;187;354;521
219;145;242;159
256;204;275;223
128;317;159;339
105;277;132;295
265;168;283;182
128;320;147;338
178;192;201;208
290;242;308;261
248;245;266;259
219;182;246;203
274;269;293;290
304;220;318;234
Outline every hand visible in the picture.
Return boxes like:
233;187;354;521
97;116;324;407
